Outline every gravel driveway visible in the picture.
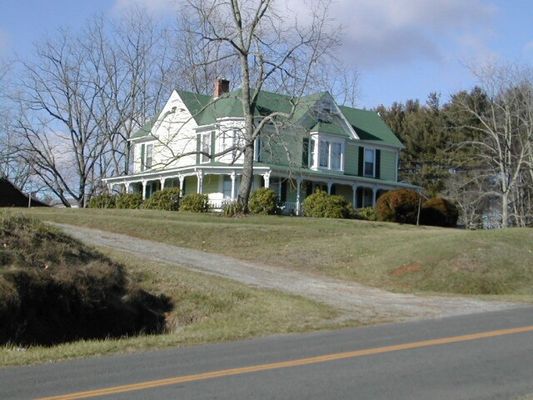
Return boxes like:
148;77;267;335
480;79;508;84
55;223;520;324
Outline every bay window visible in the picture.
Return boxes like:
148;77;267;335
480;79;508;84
331;143;341;170
313;137;343;171
319;140;329;167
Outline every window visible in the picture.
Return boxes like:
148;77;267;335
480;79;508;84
315;137;343;171
319;140;329;167
331;143;341;170
145;144;153;169
364;148;375;177
140;143;153;171
223;176;232;199
220;130;232;152
201;132;211;163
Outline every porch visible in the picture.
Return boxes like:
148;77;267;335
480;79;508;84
103;166;398;215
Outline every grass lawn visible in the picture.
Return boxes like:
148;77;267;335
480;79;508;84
16;208;533;299
1;249;345;366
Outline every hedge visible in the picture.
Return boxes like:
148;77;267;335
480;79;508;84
302;190;353;219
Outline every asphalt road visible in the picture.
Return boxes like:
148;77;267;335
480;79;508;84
2;306;533;400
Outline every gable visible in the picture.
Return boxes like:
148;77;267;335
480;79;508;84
131;88;404;148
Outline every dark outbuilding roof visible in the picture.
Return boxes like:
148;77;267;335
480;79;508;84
0;178;48;207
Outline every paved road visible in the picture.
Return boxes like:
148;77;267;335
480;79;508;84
2;307;533;400
54;223;517;323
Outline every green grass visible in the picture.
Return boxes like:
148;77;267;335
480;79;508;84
1;249;346;366
15;208;533;299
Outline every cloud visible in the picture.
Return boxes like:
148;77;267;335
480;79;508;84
112;0;179;16
283;0;497;69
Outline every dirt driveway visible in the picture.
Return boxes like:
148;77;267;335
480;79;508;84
56;223;519;324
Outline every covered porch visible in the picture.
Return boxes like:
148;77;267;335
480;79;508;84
103;166;406;215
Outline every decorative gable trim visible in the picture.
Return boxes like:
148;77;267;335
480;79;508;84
321;93;360;140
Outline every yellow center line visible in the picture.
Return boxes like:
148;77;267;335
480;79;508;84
36;325;533;400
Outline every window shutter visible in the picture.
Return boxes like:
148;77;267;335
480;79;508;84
302;138;309;167
196;134;201;164
358;146;364;177
140;144;145;171
281;180;287;202
375;149;381;179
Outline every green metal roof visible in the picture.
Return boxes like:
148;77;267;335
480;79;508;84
131;112;161;139
339;106;403;147
133;88;403;148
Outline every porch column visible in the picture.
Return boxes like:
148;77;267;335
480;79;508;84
263;171;271;189
296;178;302;216
124;182;131;194
160;177;166;190
327;180;333;195
178;175;184;194
372;186;377;206
196;170;204;194
141;180;148;200
230;171;236;200
352;184;357;208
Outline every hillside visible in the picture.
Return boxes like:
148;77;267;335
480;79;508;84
17;208;533;298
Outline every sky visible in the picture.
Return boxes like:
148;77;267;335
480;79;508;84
0;0;532;109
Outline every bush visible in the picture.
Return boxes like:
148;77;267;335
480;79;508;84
180;193;209;213
222;201;246;217
115;193;143;209
0;214;172;346
376;189;421;224
355;207;377;221
88;193;116;209
302;190;353;219
420;197;459;227
142;188;180;211
248;188;280;215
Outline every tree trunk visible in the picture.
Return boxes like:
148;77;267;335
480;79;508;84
238;141;254;209
501;192;509;228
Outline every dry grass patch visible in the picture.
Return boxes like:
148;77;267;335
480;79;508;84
15;208;533;299
0;249;344;366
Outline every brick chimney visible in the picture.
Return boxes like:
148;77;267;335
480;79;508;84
214;78;230;97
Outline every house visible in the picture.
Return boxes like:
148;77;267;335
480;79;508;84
103;79;417;214
0;178;48;207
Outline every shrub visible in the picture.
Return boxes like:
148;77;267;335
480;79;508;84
222;201;246;217
142;188;180;211
180;193;209;213
248;188;280;215
302;190;353;219
88;193;116;209
115;193;143;209
0;214;172;346
420;197;459;227
355;207;377;221
376;189;421;224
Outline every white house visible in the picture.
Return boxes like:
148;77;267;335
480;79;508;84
104;79;417;213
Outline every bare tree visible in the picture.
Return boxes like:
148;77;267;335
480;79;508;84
11;12;177;206
182;0;338;208
459;64;533;227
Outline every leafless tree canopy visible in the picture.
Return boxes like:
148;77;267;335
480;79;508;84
459;64;533;227
179;0;339;206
